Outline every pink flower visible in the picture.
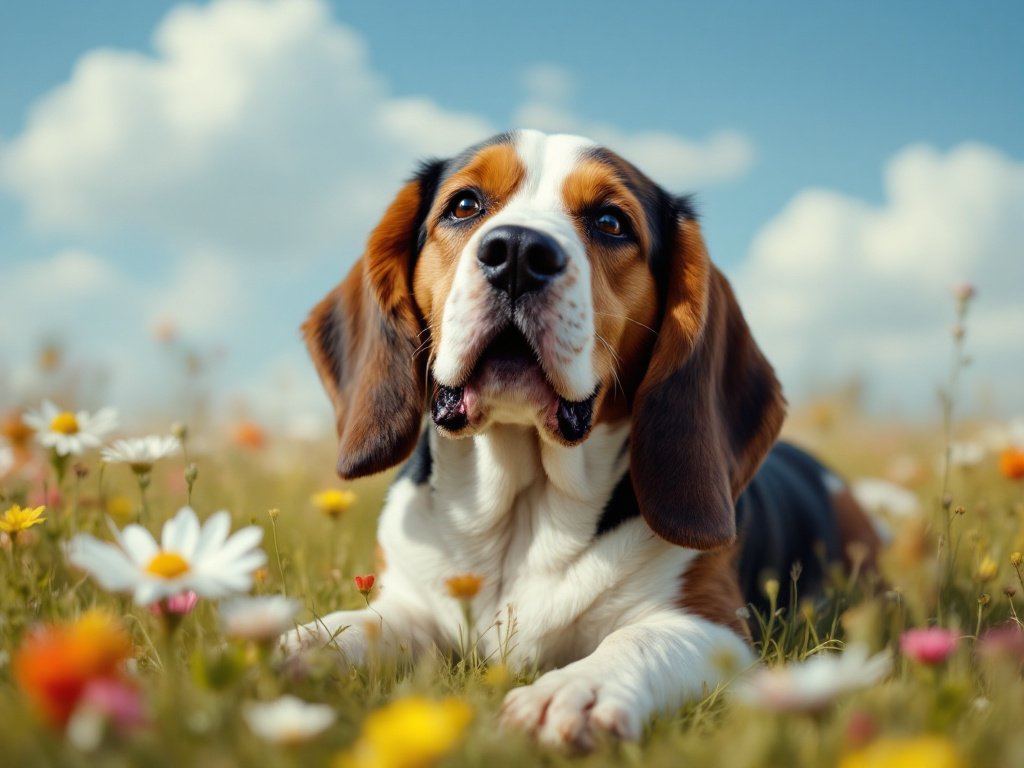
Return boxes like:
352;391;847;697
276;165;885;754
900;627;958;665
951;282;977;302
976;623;1024;665
148;591;198;617
78;678;147;731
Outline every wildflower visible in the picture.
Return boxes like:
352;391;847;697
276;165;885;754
1012;552;1023;567
243;695;335;745
67;506;266;606
999;448;1024;480
975;555;998;583
66;678;146;751
839;734;964;768
336;696;473;768
976;623;1024;666
101;436;180;474
849;478;921;519
735;644;892;713
22;400;118;457
220;595;299;642
312;489;357;519
2;410;34;451
152;319;178;344
354;574;375;598
149;591;199;618
13;611;133;726
951;282;976;303
232;421;267;449
899;627;958;665
947;440;984;469
445;574;483;600
105;496;135;523
0;504;46;536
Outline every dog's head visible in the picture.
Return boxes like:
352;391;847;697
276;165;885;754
305;130;784;550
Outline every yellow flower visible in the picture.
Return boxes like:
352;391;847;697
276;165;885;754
445;574;483;600
336;696;473;768
975;555;999;583
105;495;135;523
0;504;47;534
312;489;357;519
839;735;963;768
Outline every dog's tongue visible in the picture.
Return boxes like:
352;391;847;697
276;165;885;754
555;393;596;443
431;384;469;432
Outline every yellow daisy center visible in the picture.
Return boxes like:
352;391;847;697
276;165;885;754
145;551;190;579
50;411;80;435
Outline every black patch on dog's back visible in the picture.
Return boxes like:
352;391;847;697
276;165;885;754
735;442;842;617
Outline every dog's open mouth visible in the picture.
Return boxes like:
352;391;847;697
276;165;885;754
431;326;597;443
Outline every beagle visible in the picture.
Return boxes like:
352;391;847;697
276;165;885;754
290;129;881;749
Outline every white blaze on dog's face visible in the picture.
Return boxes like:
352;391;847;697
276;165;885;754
413;130;663;446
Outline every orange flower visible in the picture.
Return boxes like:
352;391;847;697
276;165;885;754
232;421;267;450
999;448;1024;480
13;611;133;726
1;410;34;452
445;574;483;600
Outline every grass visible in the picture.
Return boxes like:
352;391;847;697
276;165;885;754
2;394;1024;767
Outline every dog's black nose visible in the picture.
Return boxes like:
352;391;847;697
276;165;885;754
477;225;567;301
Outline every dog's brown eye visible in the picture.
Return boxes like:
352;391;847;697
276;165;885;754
451;193;482;220
595;211;624;236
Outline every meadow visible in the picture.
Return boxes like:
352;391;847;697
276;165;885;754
2;298;1024;767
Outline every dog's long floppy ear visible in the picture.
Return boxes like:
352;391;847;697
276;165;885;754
631;206;785;550
303;162;443;478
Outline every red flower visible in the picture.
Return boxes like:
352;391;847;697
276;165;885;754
354;574;375;597
13;611;133;726
900;627;958;665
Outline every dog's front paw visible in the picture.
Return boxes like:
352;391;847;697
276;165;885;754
499;670;643;752
280;617;353;655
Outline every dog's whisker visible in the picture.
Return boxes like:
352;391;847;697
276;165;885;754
592;311;658;335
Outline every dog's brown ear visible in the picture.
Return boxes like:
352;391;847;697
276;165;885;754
630;211;785;550
303;164;441;478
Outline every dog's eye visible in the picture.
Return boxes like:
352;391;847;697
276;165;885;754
450;193;482;220
594;210;625;237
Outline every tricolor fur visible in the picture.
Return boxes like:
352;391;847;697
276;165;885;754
292;130;881;750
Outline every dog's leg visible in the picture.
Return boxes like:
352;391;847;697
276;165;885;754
500;612;753;751
281;596;434;665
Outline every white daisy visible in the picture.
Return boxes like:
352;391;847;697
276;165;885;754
243;695;335;745
23;400;118;456
101;436;180;473
734;644;892;713
220;595;300;642
67;506;267;606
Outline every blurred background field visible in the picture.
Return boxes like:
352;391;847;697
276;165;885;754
2;322;1024;766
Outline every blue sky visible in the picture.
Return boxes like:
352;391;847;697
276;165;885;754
1;0;1022;430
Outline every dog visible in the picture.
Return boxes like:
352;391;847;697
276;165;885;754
288;129;881;750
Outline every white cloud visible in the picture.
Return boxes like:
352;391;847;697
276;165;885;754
0;0;491;258
1;7;755;261
732;142;1024;412
515;64;755;190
